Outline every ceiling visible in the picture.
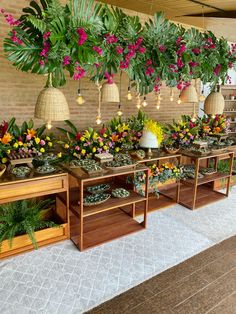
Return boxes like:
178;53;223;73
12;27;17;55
98;0;236;41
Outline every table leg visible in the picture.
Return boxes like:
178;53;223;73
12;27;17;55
192;159;199;210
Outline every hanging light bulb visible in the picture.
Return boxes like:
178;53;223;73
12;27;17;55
211;114;216;119
96;115;102;125
156;102;160;110
170;88;174;102
127;86;132;101
46;120;52;130
136;94;141;109
199;89;206;102
76;89;85;105
142;96;148;107
177;97;182;104
191;115;196;122
117;109;123;116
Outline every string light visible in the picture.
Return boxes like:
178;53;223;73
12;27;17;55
142;96;148;107
177;97;182;104
76;89;85;105
46;121;52;130
170;88;174;102
95;80;102;125
127;86;132;100
212;114;216;119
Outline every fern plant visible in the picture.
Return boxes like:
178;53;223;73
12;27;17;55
0;199;58;250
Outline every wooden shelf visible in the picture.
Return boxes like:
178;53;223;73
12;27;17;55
224;100;236;102
223;111;236;113
183;172;230;186
69;189;147;217
167;184;227;210
70;208;145;250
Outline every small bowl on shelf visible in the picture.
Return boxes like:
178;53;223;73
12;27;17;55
112;188;130;198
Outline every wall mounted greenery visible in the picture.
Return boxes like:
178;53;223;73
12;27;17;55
1;0;236;94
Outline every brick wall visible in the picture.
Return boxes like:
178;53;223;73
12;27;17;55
0;0;199;131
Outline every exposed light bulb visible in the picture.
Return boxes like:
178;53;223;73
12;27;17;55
191;116;196;122
96;116;102;125
137;103;141;109
212;114;216;119
142;96;148;107
170;88;174;102
199;94;205;102
157;94;162;101
117;110;123;116
76;89;85;105
127;87;132;101
156;104;160;110
46;121;52;130
177;98;182;104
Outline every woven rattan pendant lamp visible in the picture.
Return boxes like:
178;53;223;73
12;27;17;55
101;80;120;103
204;85;225;115
179;84;199;103
34;73;70;129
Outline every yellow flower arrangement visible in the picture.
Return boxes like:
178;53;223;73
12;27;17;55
0;133;12;144
144;120;164;145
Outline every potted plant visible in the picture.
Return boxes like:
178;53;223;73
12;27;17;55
0;198;67;258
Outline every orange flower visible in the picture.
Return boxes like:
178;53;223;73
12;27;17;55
27;128;37;138
111;134;119;142
213;127;221;133
1;133;12;144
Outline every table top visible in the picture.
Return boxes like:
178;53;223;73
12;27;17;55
180;150;234;160
137;152;182;163
61;163;148;182
0;168;66;186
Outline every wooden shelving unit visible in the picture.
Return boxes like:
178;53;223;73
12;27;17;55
133;152;181;216
222;85;236;133
62;164;149;251
180;150;234;210
0;170;70;259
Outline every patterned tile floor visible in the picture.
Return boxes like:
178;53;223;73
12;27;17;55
0;186;236;314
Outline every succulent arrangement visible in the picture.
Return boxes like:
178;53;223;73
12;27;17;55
112;188;130;198
82;163;103;174
132;149;146;160
87;183;110;194
200;168;217;176
83;193;110;206
35;164;56;174
106;154;134;168
12;166;31;177
70;158;97;168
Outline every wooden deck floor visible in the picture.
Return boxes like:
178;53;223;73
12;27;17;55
87;235;236;314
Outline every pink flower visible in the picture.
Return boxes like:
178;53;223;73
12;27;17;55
77;28;87;45
63;56;70;66
116;46;123;54
0;9;5;14
177;82;183;90
75;146;80;151
213;64;222;76
40;140;46;146
146;59;152;66
11;30;23;45
139;47;146;54
154;85;160;92
105;33;118;44
2;11;21;26
159;45;166;53
177;57;184;68
94;63;100;68
176;37;183;46
40;41;50;57
192;47;200;55
39;60;45;66
120;60;129;69
43;32;51;40
145;66;154;76
228;62;233;68
26;134;31;141
189;61;199;68
136;37;143;46
104;72;114;84
125;50;136;60
93;46;103;56
177;44;186;56
73;65;86;80
128;44;136;51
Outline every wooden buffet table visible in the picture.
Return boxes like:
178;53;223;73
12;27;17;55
0;170;69;258
178;150;234;210
134;152;182;216
61;164;149;251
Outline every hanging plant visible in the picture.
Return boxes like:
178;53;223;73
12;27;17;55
1;0;236;92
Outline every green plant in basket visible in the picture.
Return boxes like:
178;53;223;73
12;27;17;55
0;199;58;250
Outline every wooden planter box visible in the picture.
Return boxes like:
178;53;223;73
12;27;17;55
0;223;68;259
213;174;236;190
